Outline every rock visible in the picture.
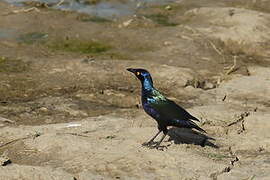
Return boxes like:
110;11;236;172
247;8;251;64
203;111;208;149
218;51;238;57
0;151;11;166
203;82;215;90
0;157;11;166
123;19;133;27
165;5;172;10
163;41;172;46
39;107;48;112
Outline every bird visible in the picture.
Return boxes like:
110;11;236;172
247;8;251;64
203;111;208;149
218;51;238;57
127;68;206;149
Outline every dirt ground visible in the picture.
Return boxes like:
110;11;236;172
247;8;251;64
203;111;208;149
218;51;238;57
0;0;270;179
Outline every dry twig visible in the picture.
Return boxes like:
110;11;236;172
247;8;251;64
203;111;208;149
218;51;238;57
3;7;40;16
0;137;29;148
225;56;238;75
56;0;65;6
0;117;15;124
227;112;250;127
56;132;90;137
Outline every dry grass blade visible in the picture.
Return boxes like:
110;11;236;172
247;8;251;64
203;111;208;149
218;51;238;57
208;40;223;56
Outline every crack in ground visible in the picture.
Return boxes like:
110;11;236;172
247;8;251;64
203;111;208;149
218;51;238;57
210;146;240;180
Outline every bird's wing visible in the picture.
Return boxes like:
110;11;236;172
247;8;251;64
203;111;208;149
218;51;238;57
150;99;205;132
150;90;200;122
167;100;200;121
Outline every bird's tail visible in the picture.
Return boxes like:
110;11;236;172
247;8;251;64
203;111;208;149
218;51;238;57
191;122;206;133
171;119;206;133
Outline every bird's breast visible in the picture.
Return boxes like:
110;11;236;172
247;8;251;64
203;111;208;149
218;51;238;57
142;102;160;120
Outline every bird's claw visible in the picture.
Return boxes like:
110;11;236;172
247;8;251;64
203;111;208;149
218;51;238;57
155;145;168;151
142;142;168;151
142;141;156;147
148;145;167;151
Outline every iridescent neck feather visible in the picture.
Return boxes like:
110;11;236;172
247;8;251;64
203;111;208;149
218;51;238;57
141;75;154;91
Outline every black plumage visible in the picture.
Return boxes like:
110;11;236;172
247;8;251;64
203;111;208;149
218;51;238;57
127;68;206;149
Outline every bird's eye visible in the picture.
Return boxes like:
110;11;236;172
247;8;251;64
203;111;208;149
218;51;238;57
136;72;140;76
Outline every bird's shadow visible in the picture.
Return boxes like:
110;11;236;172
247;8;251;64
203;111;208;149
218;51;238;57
167;127;219;148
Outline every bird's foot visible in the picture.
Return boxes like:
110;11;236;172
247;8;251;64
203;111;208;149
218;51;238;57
142;141;157;147
142;142;168;151
154;145;168;151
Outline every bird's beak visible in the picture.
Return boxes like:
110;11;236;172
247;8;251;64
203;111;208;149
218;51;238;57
126;68;136;73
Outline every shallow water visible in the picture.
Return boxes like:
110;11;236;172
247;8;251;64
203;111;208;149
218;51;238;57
4;0;175;18
0;28;17;39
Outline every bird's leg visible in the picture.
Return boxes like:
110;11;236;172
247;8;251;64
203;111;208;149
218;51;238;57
142;130;162;147
154;133;167;150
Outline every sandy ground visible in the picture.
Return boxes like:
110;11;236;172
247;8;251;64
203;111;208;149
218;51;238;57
0;0;270;179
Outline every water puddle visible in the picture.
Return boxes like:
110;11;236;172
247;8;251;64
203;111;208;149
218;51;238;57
17;32;48;44
0;28;17;40
4;0;175;18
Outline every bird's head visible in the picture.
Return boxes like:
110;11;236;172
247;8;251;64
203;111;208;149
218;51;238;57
126;68;153;84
